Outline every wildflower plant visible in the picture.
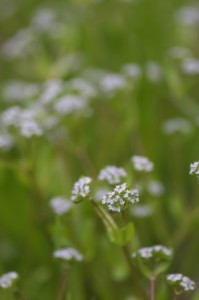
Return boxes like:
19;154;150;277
167;273;196;298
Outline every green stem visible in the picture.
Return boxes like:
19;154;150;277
150;277;155;300
56;266;68;300
91;199;147;299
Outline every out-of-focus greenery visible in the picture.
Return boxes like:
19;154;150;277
0;0;199;299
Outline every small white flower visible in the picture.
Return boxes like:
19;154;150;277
50;197;72;215
54;95;87;115
167;273;195;293
134;245;172;259
100;73;126;94
102;183;139;212
0;133;15;150
146;180;164;196
98;165;127;185
53;248;83;262
19;119;43;138
146;61;162;83
71;176;92;202
0;272;18;288
122;63;142;79
162;118;192;135
190;161;199;178
131;204;153;218
182;58;199;75
132;156;154;172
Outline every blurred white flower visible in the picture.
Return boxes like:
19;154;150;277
53;248;83;262
146;180;164;196
182;58;199;75
190;161;199;177
98;165;127;185
167;273;195;292
3;81;39;102
168;47;192;59
0;272;18;288
0;133;15;150
134;245;172;259
54;95;87;115
162;118;192;135
122;63;142;79
132;156;154;172
146;61;162;83
50;197;72;215
131;204;153;218
100;73;126;94
176;6;199;25
71;176;92;202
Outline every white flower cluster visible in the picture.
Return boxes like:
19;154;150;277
0;106;43;138
50;197;72;215
146;180;164;196
54;95;88;116
167;273;195;292
132;156;154;172
102;183;139;212
176;6;199;26
146;61;162;83
131;204;153;218
100;73;126;95
189;161;199;178
71;176;92;202
122;63;142;79
182;58;199;75
0;133;15;150
0;272;18;289
53;248;83;262
162;118;192;135
134;245;172;259
98;165;127;185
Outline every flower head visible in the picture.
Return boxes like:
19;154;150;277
102;183;139;213
98;165;127;185
0;272;18;289
167;273;195;294
53;248;83;262
50;197;72;215
71;176;92;203
190;161;199;179
132;156;154;172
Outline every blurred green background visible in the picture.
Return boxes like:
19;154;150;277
0;0;199;299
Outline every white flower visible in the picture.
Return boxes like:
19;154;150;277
146;180;164;196
3;81;39;102
132;156;154;172
162;118;192;135
71;176;92;202
54;95;87;115
0;133;15;150
100;73;126;94
176;6;199;26
131;204;153;218
122;63;142;79
98;165;127;185
190;161;199;177
167;273;195;293
146;61;162;83
182;58;199;75
53;248;83;262
19;119;43;138
134;245;172;259
50;197;72;215
102;183;139;212
0;272;18;288
40;79;63;104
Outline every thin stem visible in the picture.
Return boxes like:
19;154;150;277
122;245;147;300
150;277;155;300
91;199;147;299
56;266;68;300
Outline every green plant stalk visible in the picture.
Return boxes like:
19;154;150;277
90;199;147;300
150;277;155;300
56;266;68;300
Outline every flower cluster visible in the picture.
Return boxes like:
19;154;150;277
98;165;127;185
167;273;195;294
134;245;172;260
0;272;18;289
133;245;172;278
132;155;154;172
50;197;72;215
71;176;92;203
190;161;199;179
53;248;83;262
102;183;139;213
